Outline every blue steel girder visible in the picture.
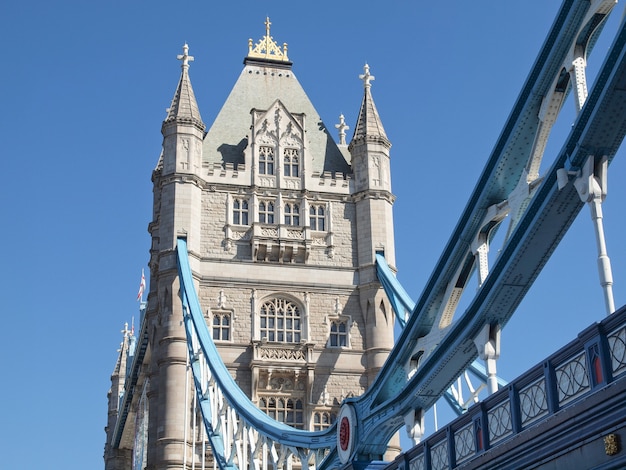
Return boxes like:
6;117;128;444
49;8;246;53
375;253;414;329
338;8;626;463
366;0;615;411
375;253;507;417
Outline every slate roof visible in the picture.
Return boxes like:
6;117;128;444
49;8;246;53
202;59;351;175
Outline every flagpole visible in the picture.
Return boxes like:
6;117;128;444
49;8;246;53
137;269;146;303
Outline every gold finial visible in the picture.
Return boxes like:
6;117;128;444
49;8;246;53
247;17;289;62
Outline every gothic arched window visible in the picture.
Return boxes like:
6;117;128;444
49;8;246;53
284;203;300;226
310;205;325;231
283;148;299;177
212;313;231;341
259;201;275;224
233;198;249;225
259;146;275;175
260;298;301;343
313;411;335;431
329;320;348;347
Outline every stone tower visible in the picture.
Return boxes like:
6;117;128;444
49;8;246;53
104;19;397;470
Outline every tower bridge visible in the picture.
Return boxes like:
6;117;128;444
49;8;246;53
105;1;626;469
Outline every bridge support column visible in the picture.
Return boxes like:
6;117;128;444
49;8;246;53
470;202;509;288
473;241;490;288
572;155;616;315
570;46;588;112
473;324;501;394
404;409;425;445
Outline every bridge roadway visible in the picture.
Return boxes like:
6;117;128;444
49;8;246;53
378;304;626;470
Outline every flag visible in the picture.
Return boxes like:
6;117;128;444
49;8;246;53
136;269;146;301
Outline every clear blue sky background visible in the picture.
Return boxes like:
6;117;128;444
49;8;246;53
1;1;625;468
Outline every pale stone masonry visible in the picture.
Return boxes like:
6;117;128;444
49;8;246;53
105;20;397;470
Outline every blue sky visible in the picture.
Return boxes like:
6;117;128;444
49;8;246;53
1;1;625;468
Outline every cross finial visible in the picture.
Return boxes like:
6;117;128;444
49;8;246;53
359;63;375;88
247;17;289;62
177;43;194;68
265;17;271;37
335;114;349;146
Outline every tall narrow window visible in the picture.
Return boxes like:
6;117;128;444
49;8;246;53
259;146;275;175
329;320;348;347
233;199;249;225
259;201;275;224
310;205;325;231
284;203;300;226
284;148;299;177
212;313;231;341
313;411;335;431
260;298;301;343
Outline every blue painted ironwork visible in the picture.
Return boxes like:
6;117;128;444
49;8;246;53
111;303;148;448
339;6;626;462
375;254;507;416
376;253;414;329
379;305;626;470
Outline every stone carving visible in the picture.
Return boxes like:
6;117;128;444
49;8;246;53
230;229;251;241
286;229;304;239
217;290;227;309
261;227;279;237
280;124;302;148
259;176;276;187
312;236;326;246
284;178;301;190
269;376;293;391
259;347;306;361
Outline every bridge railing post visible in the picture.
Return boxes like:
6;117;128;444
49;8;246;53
445;427;456;469
508;384;522;435
579;322;613;388
543;360;560;415
421;441;431;470
473;404;488;454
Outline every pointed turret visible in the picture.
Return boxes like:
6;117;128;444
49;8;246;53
160;43;205;179
104;324;134;469
154;43;206;251
163;43;205;132
349;64;396;397
349;63;392;195
144;45;208;468
349;63;390;149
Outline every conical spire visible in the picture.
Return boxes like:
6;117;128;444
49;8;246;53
163;43;205;132
350;63;389;148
